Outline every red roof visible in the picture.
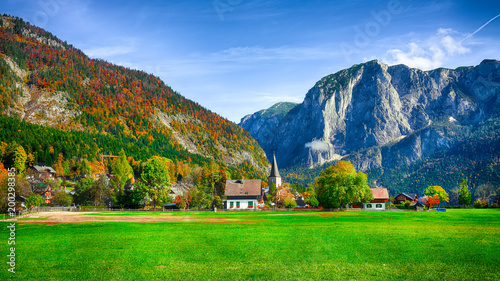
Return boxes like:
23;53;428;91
370;188;389;200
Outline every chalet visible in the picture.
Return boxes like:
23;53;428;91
224;179;264;210
28;165;56;182
363;188;390;210
394;192;418;204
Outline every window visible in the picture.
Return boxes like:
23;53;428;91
230;202;234;208
376;204;383;208
248;201;254;208
236;201;240;208
366;204;372;208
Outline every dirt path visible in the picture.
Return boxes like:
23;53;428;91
15;211;251;225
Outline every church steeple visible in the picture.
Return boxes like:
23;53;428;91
268;152;282;188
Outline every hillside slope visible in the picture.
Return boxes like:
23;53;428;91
241;60;500;193
0;15;268;176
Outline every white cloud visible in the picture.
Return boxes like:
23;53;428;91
305;140;330;152
383;29;470;70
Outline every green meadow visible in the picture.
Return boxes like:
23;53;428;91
1;209;499;280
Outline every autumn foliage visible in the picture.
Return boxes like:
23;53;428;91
0;15;268;179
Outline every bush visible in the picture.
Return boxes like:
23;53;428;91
404;200;411;209
473;199;489;208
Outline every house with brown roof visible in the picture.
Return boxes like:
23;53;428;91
394;192;418;204
363;188;390;210
224;179;264;210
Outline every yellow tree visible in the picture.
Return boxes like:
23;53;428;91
53;153;65;177
424;186;449;203
13;145;27;174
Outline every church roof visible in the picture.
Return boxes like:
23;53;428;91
269;153;280;178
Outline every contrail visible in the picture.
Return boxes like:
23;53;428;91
461;12;500;42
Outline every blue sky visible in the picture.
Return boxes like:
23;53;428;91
2;0;500;122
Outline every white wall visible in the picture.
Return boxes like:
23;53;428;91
363;202;386;210
226;199;259;210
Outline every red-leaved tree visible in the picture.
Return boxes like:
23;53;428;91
420;194;440;210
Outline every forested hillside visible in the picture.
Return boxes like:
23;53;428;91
0;15;268;179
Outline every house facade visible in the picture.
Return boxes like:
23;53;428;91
394;193;418;204
224;179;264;210
363;188;390;210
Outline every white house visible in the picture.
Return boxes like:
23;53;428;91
224;179;264;210
363;188;390;210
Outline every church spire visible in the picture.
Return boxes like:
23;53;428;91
269;152;280;178
268;152;282;188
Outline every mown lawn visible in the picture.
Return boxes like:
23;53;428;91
1;209;499;280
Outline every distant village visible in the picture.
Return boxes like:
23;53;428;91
13;152;446;213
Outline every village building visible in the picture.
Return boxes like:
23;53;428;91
27;165;56;182
394;192;418;204
224;179;264;210
268;153;281;188
363;188;390;210
168;182;192;200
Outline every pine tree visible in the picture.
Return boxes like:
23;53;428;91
458;178;472;207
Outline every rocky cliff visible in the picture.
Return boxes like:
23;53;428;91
240;59;500;189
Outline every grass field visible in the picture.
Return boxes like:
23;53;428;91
1;209;499;280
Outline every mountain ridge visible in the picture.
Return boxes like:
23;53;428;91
0;14;268;177
240;59;500;193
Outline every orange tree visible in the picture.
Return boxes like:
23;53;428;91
421;194;440;209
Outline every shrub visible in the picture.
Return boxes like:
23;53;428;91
404;200;411;209
473;199;489;208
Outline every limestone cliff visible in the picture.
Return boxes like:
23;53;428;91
240;59;500;174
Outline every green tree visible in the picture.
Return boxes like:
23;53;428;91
315;161;373;208
52;190;73;206
282;197;297;208
79;159;92;177
111;150;134;191
25;194;44;209
458;179;472;207
141;156;171;209
206;160;223;197
308;197;319;208
74;177;94;205
92;176;111;206
117;181;147;208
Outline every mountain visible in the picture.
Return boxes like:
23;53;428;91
240;59;500;193
239;102;298;154
0;15;268;177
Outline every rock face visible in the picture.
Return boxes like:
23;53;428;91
240;60;500;171
239;102;298;154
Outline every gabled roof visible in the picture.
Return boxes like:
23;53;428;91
32;165;56;173
269;153;280;178
295;197;306;207
225;180;262;197
371;188;389;200
397;192;417;200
